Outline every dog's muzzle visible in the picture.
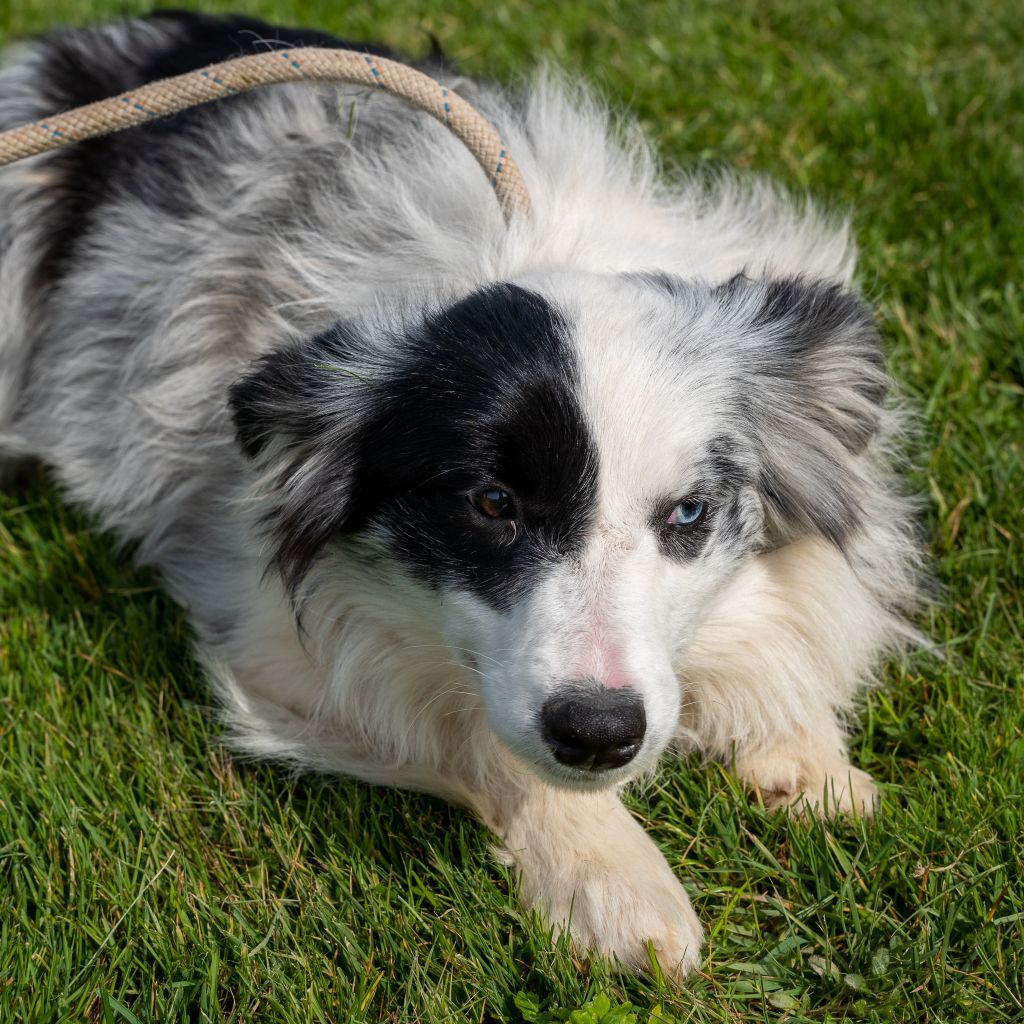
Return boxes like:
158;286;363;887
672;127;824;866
541;683;646;771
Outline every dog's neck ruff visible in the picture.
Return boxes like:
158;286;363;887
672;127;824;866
0;47;532;222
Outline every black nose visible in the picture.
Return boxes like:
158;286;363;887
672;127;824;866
541;685;646;771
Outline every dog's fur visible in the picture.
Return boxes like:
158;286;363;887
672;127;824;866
0;12;923;978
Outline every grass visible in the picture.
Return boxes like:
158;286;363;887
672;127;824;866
1;0;1021;1020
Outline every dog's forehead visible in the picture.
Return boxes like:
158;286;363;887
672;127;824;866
520;272;733;511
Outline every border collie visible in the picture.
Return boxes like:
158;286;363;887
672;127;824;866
0;12;922;979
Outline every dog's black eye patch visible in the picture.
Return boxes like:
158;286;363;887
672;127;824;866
228;285;599;601
342;284;599;610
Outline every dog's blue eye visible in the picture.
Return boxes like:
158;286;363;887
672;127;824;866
667;498;706;529
470;486;516;520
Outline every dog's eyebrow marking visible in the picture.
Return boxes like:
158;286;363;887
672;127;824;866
698;435;750;487
669;436;750;498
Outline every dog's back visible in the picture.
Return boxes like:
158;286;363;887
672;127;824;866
0;13;400;444
0;13;451;547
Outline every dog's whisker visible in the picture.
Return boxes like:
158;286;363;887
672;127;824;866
398;643;505;670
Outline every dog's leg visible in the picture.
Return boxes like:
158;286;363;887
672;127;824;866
679;536;895;818
215;654;705;976
475;781;704;980
200;588;703;978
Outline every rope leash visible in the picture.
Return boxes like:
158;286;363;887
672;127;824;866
0;47;531;221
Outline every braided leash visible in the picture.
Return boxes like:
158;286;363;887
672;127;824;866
0;47;531;221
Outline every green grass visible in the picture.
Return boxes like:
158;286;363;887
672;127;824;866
1;0;1022;1020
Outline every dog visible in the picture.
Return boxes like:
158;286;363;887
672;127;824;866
0;11;923;979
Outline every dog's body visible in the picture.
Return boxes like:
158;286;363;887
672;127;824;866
0;13;922;977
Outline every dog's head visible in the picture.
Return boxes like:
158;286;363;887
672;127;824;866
230;270;885;787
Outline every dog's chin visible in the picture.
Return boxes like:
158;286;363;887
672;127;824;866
539;760;644;791
503;739;655;791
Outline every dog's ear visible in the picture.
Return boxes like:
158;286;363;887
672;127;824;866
229;321;376;591
721;276;889;550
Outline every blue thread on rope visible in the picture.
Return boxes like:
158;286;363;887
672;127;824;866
278;51;303;71
120;96;158;118
200;70;225;86
363;55;385;87
440;85;451;125
40;122;63;139
492;143;507;184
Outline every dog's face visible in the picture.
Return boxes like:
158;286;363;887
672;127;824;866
231;270;884;787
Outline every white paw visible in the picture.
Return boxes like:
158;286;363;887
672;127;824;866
513;820;704;981
735;748;879;819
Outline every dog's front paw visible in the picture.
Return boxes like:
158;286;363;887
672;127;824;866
505;793;704;981
558;854;704;981
735;746;879;819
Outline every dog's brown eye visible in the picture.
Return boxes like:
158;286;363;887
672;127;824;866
470;486;515;519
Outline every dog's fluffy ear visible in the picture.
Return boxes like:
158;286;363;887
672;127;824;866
228;321;376;591
721;276;889;550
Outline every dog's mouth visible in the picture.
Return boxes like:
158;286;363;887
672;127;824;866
552;755;643;781
533;749;648;789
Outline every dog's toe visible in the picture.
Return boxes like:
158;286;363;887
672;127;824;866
791;765;879;819
736;747;879;820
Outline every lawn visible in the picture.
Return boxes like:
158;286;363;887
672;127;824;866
1;0;1021;1021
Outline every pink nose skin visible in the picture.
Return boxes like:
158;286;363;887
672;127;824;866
600;668;635;690
577;619;636;690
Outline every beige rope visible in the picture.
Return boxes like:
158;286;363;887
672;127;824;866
0;47;531;220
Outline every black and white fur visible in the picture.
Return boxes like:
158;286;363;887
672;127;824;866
0;12;922;978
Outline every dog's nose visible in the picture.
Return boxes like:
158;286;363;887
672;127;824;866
541;684;646;770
